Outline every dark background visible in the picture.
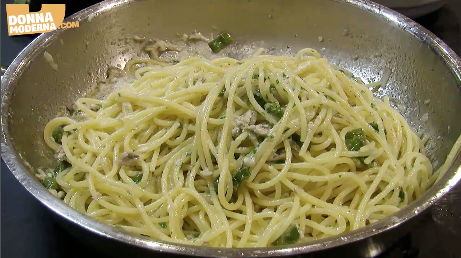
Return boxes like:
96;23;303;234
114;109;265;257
1;1;461;257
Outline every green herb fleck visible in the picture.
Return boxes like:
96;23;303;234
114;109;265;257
339;174;342;178
369;122;379;132
272;226;300;246
229;194;238;204
371;103;377;110
54;160;71;175
269;85;276;94
232;166;251;190
345;128;366;151
52;126;65;144
398;187;405;202
292;134;303;147
132;173;142;184
43;177;59;190
253;90;266;107
282;73;287;78
219;114;226;119
276;79;280;84
219;89;226;97
208;32;234;53
159;222;167;228
252;74;259;80
265;102;284;119
66;107;76;115
267;135;274;140
214;177;220;192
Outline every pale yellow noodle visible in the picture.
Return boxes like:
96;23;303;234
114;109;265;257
42;48;461;247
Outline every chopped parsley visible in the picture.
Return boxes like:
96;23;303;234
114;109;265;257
52;126;65;144
131;172;142;184
208;32;233;53
292;134;303;147
253;90;267;107
265;102;284;119
369;122;379;132
346;128;373;169
232;166;251;190
219;89;226;97
398;187;405;202
345;128;366;151
66;107;76;116
272;226;300;246
159;222;167;228
54;160;71;175
214;177;220;192
43;177;59;190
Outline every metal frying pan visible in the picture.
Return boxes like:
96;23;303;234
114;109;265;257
1;0;461;257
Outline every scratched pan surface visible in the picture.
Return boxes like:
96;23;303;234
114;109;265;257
1;0;461;257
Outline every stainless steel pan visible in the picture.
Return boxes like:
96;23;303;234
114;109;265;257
1;0;461;257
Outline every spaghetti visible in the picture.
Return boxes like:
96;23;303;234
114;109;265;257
41;48;460;247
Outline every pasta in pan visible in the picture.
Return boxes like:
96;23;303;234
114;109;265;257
41;47;460;247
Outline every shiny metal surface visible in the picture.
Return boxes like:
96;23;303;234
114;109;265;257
373;0;444;18
1;0;461;257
